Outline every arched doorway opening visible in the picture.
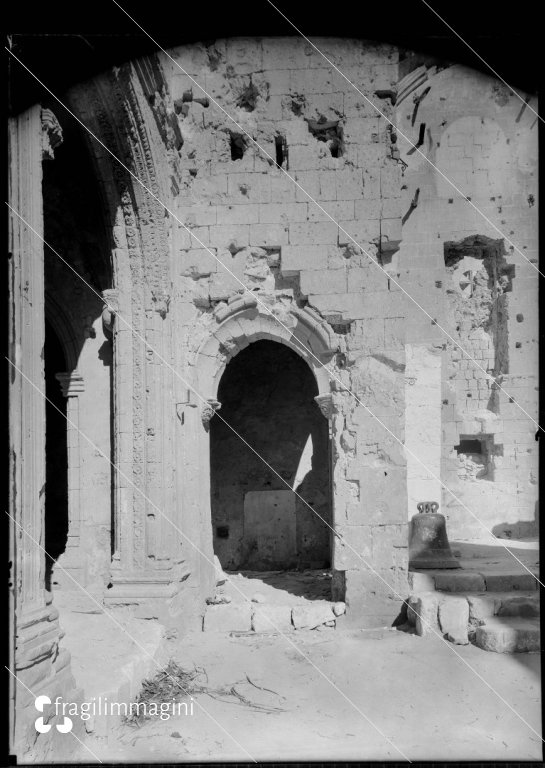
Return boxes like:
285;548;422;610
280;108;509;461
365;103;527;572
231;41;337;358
44;319;69;590
210;340;331;597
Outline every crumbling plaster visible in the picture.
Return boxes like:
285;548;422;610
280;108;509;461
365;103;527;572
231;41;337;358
395;62;538;539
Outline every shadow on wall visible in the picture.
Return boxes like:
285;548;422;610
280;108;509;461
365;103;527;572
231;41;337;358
210;340;330;571
44;320;68;590
492;501;540;540
43;114;114;592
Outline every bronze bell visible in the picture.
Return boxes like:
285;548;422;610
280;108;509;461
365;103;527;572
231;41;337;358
409;501;460;569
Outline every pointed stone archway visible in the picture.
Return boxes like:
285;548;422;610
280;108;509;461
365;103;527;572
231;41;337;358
176;298;338;609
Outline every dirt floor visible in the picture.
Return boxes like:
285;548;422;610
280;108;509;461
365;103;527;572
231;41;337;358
221;568;332;603
77;626;541;763
58;539;540;762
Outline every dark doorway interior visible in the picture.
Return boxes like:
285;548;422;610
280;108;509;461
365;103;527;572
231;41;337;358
44;320;68;590
210;340;331;571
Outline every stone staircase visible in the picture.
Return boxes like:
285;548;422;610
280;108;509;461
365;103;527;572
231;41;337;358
407;568;540;652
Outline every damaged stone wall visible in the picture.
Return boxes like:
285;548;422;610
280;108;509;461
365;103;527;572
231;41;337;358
165;38;409;627
40;38;537;635
395;63;538;539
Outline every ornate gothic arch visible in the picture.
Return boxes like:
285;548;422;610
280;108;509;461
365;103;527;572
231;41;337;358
196;298;337;410
172;299;339;609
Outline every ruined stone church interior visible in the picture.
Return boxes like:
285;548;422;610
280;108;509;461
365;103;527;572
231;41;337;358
8;13;540;762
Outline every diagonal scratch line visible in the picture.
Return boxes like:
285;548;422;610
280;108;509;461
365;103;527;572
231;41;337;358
7;202;543;585
6;355;542;746
6;46;542;437
5;666;104;763
260;0;542;276
419;0;541;124
76;9;542;432
6;531;259;762
6;373;412;762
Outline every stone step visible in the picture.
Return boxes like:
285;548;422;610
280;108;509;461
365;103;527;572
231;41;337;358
409;569;539;593
468;592;540;624
407;590;541;652
475;618;540;653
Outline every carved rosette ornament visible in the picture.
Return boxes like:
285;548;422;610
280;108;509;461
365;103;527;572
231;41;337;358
41;108;63;160
202;399;221;429
314;393;334;419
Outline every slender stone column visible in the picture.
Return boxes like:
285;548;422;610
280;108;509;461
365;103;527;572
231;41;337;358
8;106;48;614
101;288;123;561
54;372;85;584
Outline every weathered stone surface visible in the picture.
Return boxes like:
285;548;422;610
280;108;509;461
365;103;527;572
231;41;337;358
438;596;469;644
408;572;436;592
205;594;232;605
496;595;540;618
214;555;226;586
203;604;252;633
434;573;486;593
475;619;540;653
484;573;538;592
467;595;495;624
332;602;346;616
292;603;334;630
9;35;539;762
407;593;440;637
251;605;293;633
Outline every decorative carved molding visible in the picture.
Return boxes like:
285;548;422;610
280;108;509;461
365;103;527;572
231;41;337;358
202;399;221;429
55;371;85;398
314;393;334;419
41;108;63;160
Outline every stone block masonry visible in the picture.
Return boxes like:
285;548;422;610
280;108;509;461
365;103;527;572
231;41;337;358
8;35;538;762
167;39;536;629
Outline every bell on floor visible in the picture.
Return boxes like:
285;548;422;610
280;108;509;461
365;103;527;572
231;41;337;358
409;501;461;569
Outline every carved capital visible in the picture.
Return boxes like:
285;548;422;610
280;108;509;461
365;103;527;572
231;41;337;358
202;399;221;429
55;371;84;398
102;289;119;335
41;108;63;160
314;393;334;419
